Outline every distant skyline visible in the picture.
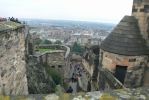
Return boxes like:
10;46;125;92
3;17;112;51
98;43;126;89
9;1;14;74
0;0;133;23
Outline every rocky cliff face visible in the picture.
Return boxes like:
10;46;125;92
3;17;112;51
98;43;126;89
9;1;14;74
26;56;55;94
0;21;28;95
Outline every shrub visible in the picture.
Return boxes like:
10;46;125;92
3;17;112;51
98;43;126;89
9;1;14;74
45;65;62;85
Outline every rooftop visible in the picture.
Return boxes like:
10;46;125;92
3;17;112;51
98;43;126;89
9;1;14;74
101;16;149;56
0;21;24;33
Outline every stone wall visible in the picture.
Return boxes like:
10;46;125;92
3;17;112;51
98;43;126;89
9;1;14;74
82;59;94;76
33;45;70;79
81;45;100;91
100;49;148;88
25;43;69;93
0;29;28;95
143;66;149;86
47;52;66;78
132;1;149;44
26;56;55;94
82;47;96;77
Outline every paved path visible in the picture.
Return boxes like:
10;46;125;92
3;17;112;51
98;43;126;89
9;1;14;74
68;62;88;92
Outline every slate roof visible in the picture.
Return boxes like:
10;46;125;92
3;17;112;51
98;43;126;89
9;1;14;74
0;21;23;33
100;16;149;56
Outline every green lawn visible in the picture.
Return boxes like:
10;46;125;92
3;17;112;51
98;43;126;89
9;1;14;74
35;48;55;52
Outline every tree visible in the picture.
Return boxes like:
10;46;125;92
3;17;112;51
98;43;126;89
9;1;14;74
54;40;62;44
71;42;84;54
47;67;62;85
42;39;52;44
34;38;42;45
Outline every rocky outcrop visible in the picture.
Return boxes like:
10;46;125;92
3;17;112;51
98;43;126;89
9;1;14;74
26;56;55;94
0;21;28;95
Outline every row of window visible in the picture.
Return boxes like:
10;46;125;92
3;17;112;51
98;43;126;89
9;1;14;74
51;65;62;68
105;55;136;62
132;5;149;12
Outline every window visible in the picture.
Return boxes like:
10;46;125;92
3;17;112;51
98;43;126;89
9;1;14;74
129;58;136;62
132;8;138;12
58;65;62;68
51;66;55;68
132;6;138;12
144;5;149;12
140;8;144;12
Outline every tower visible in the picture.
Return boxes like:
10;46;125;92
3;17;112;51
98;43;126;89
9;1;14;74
100;16;149;88
132;0;149;44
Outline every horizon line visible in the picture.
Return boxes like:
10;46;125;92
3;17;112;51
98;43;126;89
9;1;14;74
18;17;118;25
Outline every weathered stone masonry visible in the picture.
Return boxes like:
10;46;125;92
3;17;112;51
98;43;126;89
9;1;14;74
0;21;28;95
132;0;149;43
100;16;149;88
100;49;148;88
33;45;70;79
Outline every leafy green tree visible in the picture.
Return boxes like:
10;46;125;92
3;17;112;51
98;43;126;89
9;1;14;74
34;38;42;45
47;67;62;85
71;42;84;54
54;40;62;44
42;39;52;44
44;64;62;86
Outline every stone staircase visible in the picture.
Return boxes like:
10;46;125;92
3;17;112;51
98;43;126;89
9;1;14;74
99;68;125;89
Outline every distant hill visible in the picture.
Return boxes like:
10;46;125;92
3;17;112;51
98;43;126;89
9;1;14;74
20;18;115;30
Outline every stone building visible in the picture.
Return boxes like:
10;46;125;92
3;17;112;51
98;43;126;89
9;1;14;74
132;1;149;85
0;21;28;95
70;33;92;46
132;0;149;44
99;0;149;88
33;44;70;80
100;16;149;88
98;0;149;88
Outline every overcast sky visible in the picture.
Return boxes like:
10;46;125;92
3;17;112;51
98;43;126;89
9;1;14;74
0;0;133;23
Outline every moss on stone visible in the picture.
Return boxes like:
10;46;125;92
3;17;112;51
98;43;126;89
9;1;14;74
0;95;10;100
35;48;55;53
61;93;70;100
0;87;148;100
100;93;118;100
0;21;23;32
